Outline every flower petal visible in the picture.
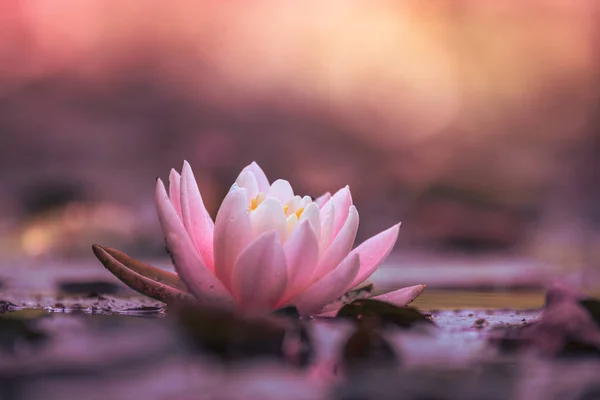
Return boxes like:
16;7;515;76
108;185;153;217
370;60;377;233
285;195;304;216
314;192;331;208
242;161;270;193
299;202;321;240
230;231;288;312
330;186;353;239
371;284;425;307
318;200;335;252
250;197;287;242
180;161;215;271
213;186;253;290
268;179;295;205
279;220;319;304
168;169;182;218
293;252;360;316
312;205;359;280
155;179;234;307
235;170;259;201
347;222;401;290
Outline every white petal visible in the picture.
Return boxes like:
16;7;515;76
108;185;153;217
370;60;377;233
285;195;304;216
155;179;234;307
251;197;287;242
318;200;335;252
299;202;321;240
286;214;299;237
213;186;253;290
234;170;259;201
241;161;270;192
268;179;295;205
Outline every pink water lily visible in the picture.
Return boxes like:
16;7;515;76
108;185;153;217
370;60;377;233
148;161;424;316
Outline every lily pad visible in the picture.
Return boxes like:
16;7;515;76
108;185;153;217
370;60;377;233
337;299;435;329
175;304;288;363
342;321;398;373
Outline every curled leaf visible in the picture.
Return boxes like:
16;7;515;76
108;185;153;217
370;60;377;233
92;244;195;304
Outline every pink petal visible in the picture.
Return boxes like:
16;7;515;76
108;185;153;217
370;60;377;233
230;231;288;312
314;192;331;208
330;186;353;240
347;222;401;290
155;179;234;307
213;186;253;290
241;161;270;193
371;284;426;307
318;200;335;252
267;179;295;205
279;220;319;305
250;197;287;242
299;202;321;239
235;170;259;201
312;205;359;280
292;253;360;316
180;161;215;271
168;169;182;218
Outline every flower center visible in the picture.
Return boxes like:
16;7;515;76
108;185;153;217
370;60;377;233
249;193;305;218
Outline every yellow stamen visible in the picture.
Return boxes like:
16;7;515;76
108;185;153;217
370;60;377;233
283;205;289;214
295;207;304;219
250;197;259;211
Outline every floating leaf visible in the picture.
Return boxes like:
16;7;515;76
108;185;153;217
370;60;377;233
337;299;434;329
92;244;195;304
342;320;398;373
175;304;287;363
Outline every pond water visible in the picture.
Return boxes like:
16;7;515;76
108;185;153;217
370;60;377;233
0;259;598;400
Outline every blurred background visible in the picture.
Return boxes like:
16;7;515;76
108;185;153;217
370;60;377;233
1;0;600;291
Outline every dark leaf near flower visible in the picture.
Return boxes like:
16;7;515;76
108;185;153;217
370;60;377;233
341;319;398;373
337;299;434;329
272;305;300;319
91;244;195;305
175;304;288;363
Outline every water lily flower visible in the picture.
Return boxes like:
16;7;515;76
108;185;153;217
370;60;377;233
93;161;424;316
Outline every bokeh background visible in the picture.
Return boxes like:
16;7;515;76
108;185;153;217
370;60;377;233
1;1;600;289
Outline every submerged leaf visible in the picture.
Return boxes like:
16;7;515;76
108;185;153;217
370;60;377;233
92;244;195;304
337;299;434;329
